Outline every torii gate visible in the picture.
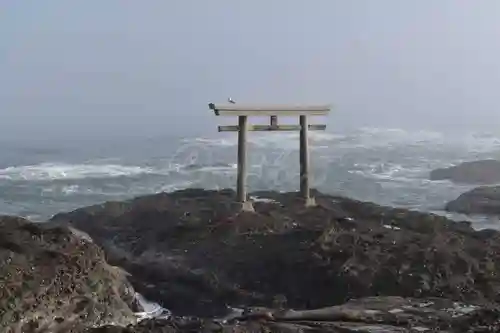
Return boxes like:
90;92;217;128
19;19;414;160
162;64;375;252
209;102;331;211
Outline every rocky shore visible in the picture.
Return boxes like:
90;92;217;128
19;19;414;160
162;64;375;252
4;189;500;331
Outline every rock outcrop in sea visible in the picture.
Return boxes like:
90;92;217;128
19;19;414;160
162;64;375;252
0;216;140;332
430;159;500;184
446;186;500;215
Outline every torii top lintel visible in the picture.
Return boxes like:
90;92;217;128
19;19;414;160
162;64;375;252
208;103;331;117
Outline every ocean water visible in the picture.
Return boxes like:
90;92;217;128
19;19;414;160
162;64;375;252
1;127;500;229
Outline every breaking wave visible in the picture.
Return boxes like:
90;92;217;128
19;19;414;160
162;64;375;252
0;163;158;181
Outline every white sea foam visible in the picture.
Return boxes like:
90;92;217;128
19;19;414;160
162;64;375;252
186;164;237;173
361;163;428;182
61;184;80;194
134;293;171;321
0;163;158;181
181;137;237;147
41;184;125;197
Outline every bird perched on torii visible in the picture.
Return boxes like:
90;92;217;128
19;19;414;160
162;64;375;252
228;97;236;104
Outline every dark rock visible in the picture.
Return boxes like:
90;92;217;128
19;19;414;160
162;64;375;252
49;189;500;320
445;186;500;215
430;159;500;184
0;216;139;332
87;296;500;332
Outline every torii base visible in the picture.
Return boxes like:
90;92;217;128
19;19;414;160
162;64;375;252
296;196;317;208
231;201;255;213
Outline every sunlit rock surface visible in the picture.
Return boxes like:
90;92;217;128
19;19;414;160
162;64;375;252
0;216;139;332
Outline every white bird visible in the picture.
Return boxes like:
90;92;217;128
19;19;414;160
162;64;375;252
228;97;236;104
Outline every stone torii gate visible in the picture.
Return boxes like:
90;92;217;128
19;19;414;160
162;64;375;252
209;102;331;211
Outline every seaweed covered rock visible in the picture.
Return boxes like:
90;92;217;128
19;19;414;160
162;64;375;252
50;189;500;318
446;186;500;215
430;159;500;184
0;216;139;332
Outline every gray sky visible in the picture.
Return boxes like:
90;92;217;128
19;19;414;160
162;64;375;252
2;1;500;141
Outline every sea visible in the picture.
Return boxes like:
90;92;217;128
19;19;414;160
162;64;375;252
1;126;500;229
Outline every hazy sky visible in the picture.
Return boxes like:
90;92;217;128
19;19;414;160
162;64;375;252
2;1;500;141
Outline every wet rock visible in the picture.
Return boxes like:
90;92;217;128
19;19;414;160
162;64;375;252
430;159;500;184
50;189;500;320
0;216;139;332
445;186;500;215
87;296;500;332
